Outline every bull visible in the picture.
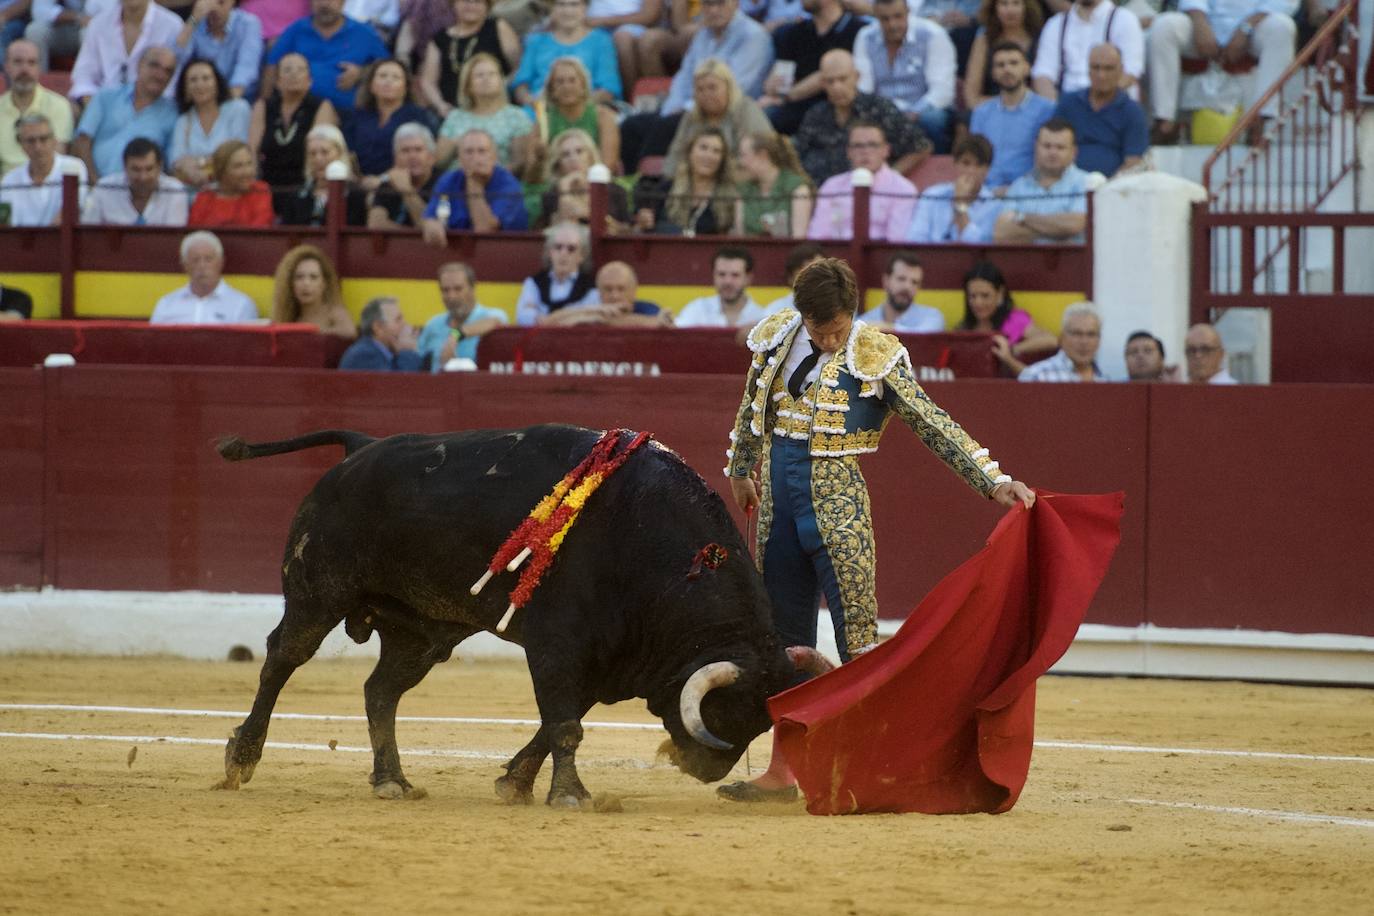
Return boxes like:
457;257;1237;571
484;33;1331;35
216;425;828;807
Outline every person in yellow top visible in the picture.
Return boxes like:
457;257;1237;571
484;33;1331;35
0;40;76;177
719;256;1035;802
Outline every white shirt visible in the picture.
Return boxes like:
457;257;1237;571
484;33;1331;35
1205;367;1239;385
82;172;189;225
1031;2;1144;98
860;301;945;332
343;0;399;29
69;2;184;101
762;292;794;316
150;279;259;324
0;155;88;226
675;294;765;328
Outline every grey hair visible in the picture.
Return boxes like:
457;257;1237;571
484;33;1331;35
358;296;398;337
543;221;590;260
14;112;52;142
393;122;436;153
1062;301;1102;328
438;261;476;285
179;230;223;263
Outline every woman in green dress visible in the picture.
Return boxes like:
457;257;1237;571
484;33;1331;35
531;56;620;175
733;131;814;239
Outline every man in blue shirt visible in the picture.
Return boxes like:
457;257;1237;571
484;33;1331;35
994;118;1090;244
906;133;1003;243
416;261;509;371
969;42;1056;191
1052;43;1147;176
70;45;177;179
420;128;528;244
662;0;771;115
174;0;264;99
339;296;428;371
263;0;387;114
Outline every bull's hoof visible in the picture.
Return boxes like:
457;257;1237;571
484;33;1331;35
548;794;586;810
373;780;428;801
494;774;534;805
223;728;260;786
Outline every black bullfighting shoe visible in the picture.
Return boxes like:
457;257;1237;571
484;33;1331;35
716;780;800;803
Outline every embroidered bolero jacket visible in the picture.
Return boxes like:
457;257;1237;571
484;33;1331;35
724;309;1012;497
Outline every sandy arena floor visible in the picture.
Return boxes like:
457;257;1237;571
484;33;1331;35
0;655;1371;915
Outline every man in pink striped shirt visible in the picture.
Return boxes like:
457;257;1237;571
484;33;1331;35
806;120;916;241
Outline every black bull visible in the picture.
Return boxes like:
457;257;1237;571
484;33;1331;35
216;424;827;806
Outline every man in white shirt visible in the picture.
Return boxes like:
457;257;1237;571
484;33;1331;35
82;135;187;224
858;252;944;332
1184;322;1240;384
1031;0;1144;101
150;230;259;324
1;112;88;225
676;246;766;328
68;0;181;105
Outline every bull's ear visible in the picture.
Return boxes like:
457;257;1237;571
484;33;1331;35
786;646;835;677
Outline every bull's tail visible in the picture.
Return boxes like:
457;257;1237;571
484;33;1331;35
216;430;378;462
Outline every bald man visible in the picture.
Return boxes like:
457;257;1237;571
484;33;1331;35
593;261;672;328
1184;323;1238;384
1050;44;1148;176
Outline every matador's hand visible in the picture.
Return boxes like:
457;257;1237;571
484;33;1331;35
730;476;760;514
991;480;1036;509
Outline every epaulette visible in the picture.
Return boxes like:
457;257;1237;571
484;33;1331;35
844;321;912;381
746;308;800;354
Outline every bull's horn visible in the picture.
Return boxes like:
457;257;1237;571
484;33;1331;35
786;646;836;677
679;661;741;751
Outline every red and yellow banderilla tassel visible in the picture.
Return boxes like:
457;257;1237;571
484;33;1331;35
469;429;652;632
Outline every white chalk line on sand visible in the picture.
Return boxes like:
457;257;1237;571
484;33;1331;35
1119;798;1374;829
3;703;1371;766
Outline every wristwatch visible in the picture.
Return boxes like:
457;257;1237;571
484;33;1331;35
954;202;971;216
1014;210;1027;226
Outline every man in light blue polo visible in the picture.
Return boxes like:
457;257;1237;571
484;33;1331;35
906;133;1002;243
970;41;1055;191
263;0;387;114
69;44;177;180
661;0;771;115
994;117;1090;245
417;261;508;371
173;0;264;99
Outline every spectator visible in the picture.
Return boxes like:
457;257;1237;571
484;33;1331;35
436;52;533;169
514;221;600;326
1147;0;1297;144
394;0;455;76
859;252;944;332
416;260;508;369
993;118;1089;243
963;0;1045;112
24;0;94;73
249;51;340;195
1051;43;1146;176
529;56;619;173
661;0;771;116
1;39;75;177
421;127;528;243
917;0;984;73
82;136;189;225
761;241;824;315
367;122;439;228
1124;330;1181;381
70;45;178;180
591;260;673;326
240;0;308;43
761;0;864;134
794;49;927;187
346;57;431;179
344;0;401;41
733;130;812;238
676;245;764;327
264;0;389;115
588;0;664;95
634;126;736;236
1;112;88;226
906;133;1001;243
188;138;273;225
339;295;427;370
511;0;622;106
173;0;264;100
1018;300;1108;381
853;0;957;153
270;242;355;337
970;41;1055;190
1184;322;1238;384
69;0;182;105
169;59;252;188
536;128;631;231
1;0;30;59
150;230;259;324
1031;0;1143;101
662;57;771;178
0;281;33;319
418;0;519;119
276;123;367;224
956;259;1057;375
807;119;916;242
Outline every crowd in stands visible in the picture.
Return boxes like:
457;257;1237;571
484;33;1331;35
1;0;1314;237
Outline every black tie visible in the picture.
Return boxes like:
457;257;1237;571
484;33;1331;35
787;342;821;399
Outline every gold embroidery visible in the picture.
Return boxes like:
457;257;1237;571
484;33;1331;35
810;455;878;655
846;323;909;380
884;360;1003;496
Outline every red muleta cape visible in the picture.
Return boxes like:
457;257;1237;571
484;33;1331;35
768;491;1124;816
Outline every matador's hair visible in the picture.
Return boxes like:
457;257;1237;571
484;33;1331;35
793;257;859;323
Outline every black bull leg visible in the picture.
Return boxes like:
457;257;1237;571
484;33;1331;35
495;726;550;805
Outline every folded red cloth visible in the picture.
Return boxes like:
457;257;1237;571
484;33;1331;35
769;491;1124;815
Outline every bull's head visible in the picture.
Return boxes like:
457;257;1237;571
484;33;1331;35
660;647;834;783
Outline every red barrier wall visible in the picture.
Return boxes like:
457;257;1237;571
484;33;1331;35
5;367;1371;637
